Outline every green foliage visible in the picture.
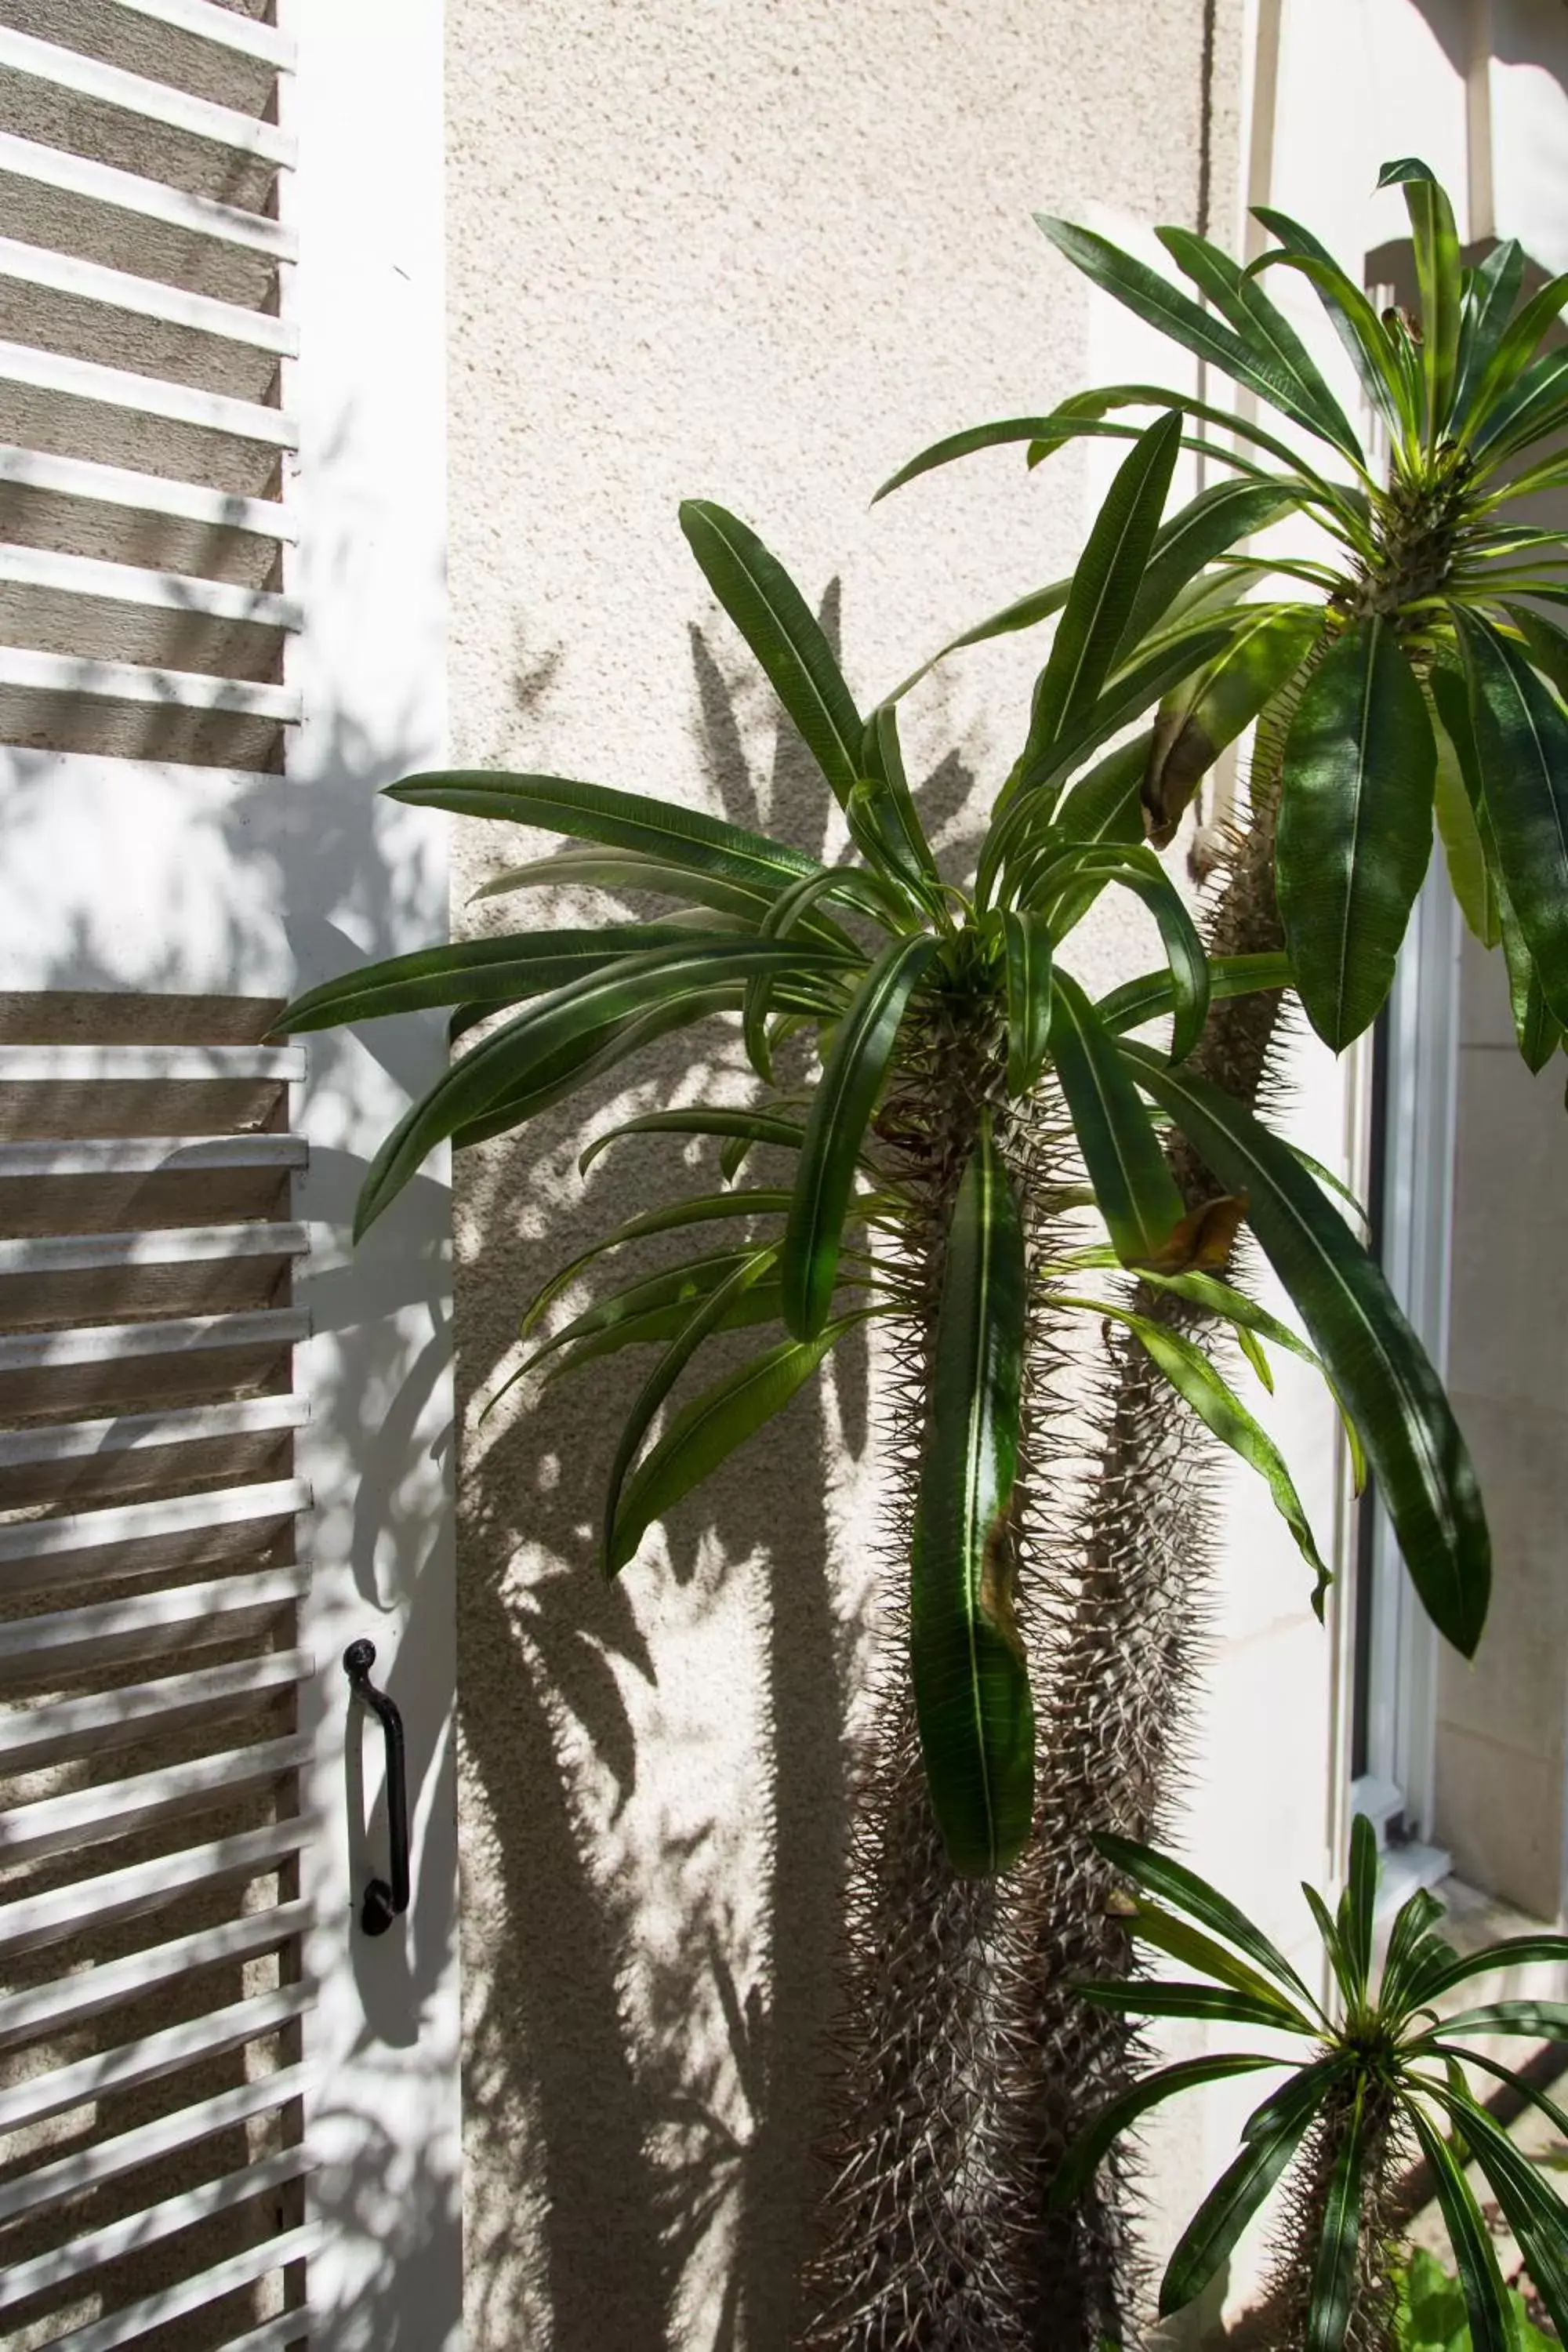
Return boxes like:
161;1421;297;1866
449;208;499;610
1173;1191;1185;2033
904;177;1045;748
1395;2248;1558;2351
281;404;1494;1866
1057;1819;1568;2348
885;158;1568;1071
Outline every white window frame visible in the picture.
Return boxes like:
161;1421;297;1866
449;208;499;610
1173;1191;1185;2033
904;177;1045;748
1351;867;1462;1889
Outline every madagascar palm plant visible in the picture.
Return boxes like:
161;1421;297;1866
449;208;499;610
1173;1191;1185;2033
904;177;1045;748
884;156;1568;1067
1056;1817;1568;2352
877;157;1568;2344
278;423;1488;2345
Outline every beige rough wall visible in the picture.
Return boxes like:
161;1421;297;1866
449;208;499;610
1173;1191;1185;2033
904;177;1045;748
444;6;1242;2347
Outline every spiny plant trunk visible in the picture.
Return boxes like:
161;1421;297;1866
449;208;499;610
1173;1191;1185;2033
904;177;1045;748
1257;2085;1407;2352
797;1011;1082;2350
1014;698;1301;2352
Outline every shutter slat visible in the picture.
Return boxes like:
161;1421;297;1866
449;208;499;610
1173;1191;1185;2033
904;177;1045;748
0;1307;309;1374
0;646;300;723
0;1987;308;2134
0;2146;314;2314
108;0;299;73
40;2227;320;2352
0;233;298;355
0;1898;311;2048
0;1134;308;1175
0;542;301;626
0;336;296;445
0;1565;307;1681
0;1728;312;1863
0;2060;310;2226
0;1477;310;1566
0;443;295;538
0;128;298;260
0;1045;303;1081
0;1393;309;1468
0;1221;309;1273
0;1817;308;1955
0;25;297;167
0;1647;311;1768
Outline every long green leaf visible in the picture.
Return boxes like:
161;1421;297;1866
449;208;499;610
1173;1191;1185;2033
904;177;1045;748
1127;1903;1312;2024
1100;1303;1330;1614
1453;236;1526;423
519;1191;793;1338
1095;950;1293;1039
1378;160;1462;438
1344;1811;1378;2006
899;480;1287;713
1248;210;1411;441
1414;1999;1568;2045
1156;224;1363;462
1306;2091;1366;2352
449;992;740;1153
1124;1047;1490;1655
1018;412;1183;775
1430;674;1502;949
1241;2056;1350;2145
1470;347;1568;467
1144;604;1319;848
1454;608;1568;1029
1034;216;1366;460
357;942;840;1236
1376;1884;1449;2014
608;1322;858;1574
745;865;878;1081
1122;477;1298;652
1051;975;1183;1265
1414;1931;1568;2003
521;1247;769;1374
602;1248;780;1571
529;1283;789;1388
1435;2091;1568;2347
680;500;863;808
1022;844;1208;1062
1158;2066;1326;2314
1075;1980;1305;2032
861;701;940;883
783;934;935;1337
579;1105;807;1175
1442;2049;1568;2158
1094;1832;1319;2007
1014;617;1236;807
388;770;821;891
1049;2055;1279;2212
469;847;787;931
1464;265;1568;439
280;924;735;1033
1003;909;1054;1095
1276;617;1436;1051
1406;2104;1515;2352
910;1120;1033;1875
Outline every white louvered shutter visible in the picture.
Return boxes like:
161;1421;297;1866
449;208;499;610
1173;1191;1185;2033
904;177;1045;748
0;6;460;2350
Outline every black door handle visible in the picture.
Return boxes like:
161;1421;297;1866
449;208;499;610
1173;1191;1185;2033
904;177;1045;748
343;1639;409;1936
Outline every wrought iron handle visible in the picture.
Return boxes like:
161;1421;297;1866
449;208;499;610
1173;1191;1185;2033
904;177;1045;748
343;1639;409;1936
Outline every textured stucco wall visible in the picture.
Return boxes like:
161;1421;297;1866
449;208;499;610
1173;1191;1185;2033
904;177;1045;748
442;7;1246;2347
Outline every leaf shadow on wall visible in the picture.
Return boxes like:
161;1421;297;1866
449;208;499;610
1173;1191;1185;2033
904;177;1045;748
458;586;982;2352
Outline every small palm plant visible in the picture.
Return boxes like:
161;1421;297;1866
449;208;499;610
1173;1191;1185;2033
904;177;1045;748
884;156;1568;1066
281;426;1486;1871
1056;1818;1568;2352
